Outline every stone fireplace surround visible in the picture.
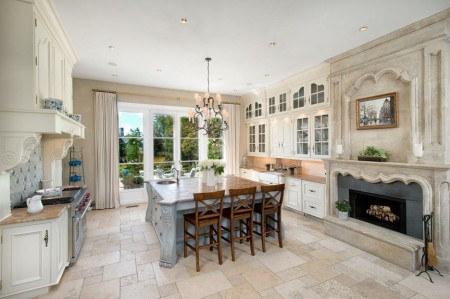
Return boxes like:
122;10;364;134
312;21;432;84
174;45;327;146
323;159;450;273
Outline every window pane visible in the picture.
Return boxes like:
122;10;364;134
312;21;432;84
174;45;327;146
119;112;143;137
208;118;224;139
208;138;223;159
180;116;198;138
119;164;144;190
181;138;199;161
153;114;174;137
153;162;174;179
119;138;144;163
154;139;174;162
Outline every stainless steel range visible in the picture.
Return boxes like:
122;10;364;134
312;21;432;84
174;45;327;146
14;185;92;264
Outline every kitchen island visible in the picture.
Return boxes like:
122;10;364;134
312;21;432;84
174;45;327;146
145;176;269;268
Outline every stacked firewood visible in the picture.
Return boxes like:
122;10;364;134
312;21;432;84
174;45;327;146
366;205;399;222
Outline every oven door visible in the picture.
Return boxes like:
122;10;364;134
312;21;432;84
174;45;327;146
71;210;87;263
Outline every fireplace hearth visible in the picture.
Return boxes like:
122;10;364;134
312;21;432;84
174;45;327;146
349;189;406;235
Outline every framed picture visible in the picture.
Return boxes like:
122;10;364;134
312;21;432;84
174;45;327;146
356;92;398;130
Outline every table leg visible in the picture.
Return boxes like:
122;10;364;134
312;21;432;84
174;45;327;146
159;205;177;268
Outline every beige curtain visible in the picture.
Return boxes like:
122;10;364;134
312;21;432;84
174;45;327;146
223;104;240;176
94;92;119;209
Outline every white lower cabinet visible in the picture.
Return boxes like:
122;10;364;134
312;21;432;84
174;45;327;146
0;209;69;298
302;181;325;218
239;168;259;182
283;177;302;212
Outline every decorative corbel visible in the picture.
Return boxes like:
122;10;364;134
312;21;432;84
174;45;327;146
0;133;42;173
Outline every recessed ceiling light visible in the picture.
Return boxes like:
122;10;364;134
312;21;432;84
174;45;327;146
359;26;368;32
264;74;270;77
156;69;162;72
246;83;253;86
108;45;116;50
108;62;117;66
112;74;118;77
269;42;276;47
180;18;188;24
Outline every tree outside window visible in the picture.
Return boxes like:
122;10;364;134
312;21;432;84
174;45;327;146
119;112;144;190
180;116;199;175
153;114;174;178
207;118;224;159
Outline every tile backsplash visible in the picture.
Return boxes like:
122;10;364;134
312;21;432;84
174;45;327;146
10;144;43;207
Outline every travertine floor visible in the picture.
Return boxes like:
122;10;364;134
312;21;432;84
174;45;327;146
38;204;450;299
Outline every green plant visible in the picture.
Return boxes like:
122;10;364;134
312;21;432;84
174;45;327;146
359;146;389;159
335;199;351;212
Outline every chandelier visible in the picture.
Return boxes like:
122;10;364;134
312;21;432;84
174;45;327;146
188;58;229;136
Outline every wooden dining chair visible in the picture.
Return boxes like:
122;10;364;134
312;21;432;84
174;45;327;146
221;187;257;261
253;184;285;252
183;190;225;272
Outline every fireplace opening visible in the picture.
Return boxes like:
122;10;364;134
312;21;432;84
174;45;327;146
349;189;406;234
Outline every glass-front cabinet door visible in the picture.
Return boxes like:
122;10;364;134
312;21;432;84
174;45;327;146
292;87;306;110
294;117;309;157
310;83;325;106
245;103;252;120
254;101;263;118
313;114;329;157
248;125;256;154
279;93;287;112
258;123;266;154
247;122;267;156
268;96;276;115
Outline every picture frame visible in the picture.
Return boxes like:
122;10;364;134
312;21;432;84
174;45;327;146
356;92;398;130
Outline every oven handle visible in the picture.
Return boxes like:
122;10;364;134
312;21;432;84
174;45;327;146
75;198;92;221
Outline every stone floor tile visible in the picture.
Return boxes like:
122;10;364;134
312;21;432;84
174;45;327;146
257;249;306;273
137;262;155;281
79;278;120;299
102;259;137;281
351;279;405;299
83;274;102;287
91;239;121;256
135;248;161;265
242;266;284;291
61;266;104;282
37;279;83;299
274;279;322;299
220;282;262;299
152;261;190;286
70;251;120;272
176;270;232;299
389;283;417;298
313;279;364;299
158;282;179;297
399;273;450;298
276;265;308;282
297;274;321;287
227;273;248;287
121;274;139;287
333;273;359;287
259;288;284;299
121;279;161;299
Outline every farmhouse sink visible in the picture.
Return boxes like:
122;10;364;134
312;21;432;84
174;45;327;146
157;180;177;185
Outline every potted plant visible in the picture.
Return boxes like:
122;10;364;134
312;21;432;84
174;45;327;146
358;146;389;162
335;199;351;220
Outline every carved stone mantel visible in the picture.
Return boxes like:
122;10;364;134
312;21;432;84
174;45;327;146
324;158;450;271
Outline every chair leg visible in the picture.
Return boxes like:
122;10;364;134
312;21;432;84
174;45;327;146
239;220;243;244
230;219;235;261
277;210;283;248
184;220;188;258
195;226;200;272
209;225;214;251
217;223;223;265
249;218;255;256
261;213;266;253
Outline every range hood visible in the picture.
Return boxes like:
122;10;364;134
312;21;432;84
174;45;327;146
0;109;85;174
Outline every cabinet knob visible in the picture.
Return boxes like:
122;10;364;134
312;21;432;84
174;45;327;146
309;189;316;193
309;206;316;209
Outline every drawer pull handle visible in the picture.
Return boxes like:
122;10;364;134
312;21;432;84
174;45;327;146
309;206;316;209
309;190;316;193
44;230;49;247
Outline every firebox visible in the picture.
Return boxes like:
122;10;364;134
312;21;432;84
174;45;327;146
349;189;406;234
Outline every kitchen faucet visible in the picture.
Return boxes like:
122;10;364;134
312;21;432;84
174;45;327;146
172;167;180;184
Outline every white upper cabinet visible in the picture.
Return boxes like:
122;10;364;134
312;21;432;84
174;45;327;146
0;0;77;112
294;112;330;159
270;117;293;158
291;77;328;110
247;121;268;157
244;99;264;121
267;90;290;117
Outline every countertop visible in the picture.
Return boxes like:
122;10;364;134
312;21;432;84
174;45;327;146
240;167;326;184
149;176;268;206
0;204;69;226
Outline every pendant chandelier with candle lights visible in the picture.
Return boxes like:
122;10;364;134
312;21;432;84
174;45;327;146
188;58;229;136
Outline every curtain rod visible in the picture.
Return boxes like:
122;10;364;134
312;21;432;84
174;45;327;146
92;89;241;105
92;89;117;94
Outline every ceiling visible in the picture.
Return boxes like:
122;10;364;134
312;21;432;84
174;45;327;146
53;0;450;96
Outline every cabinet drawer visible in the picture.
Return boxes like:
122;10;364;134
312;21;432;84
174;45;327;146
302;181;324;200
303;199;324;218
285;178;301;190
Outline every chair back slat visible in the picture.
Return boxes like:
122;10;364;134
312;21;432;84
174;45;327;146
193;190;225;223
229;187;257;216
261;184;285;211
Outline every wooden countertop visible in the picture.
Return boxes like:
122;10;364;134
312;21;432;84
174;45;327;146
149;176;268;206
0;204;69;226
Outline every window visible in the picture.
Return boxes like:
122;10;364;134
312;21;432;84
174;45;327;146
207;118;224;159
119;112;144;190
153;113;174;177
293;87;305;109
180;116;199;174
